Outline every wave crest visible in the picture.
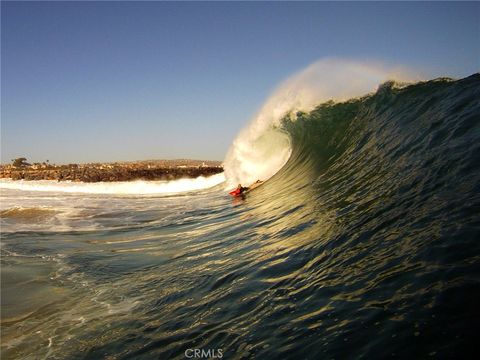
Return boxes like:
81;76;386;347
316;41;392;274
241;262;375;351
223;58;420;187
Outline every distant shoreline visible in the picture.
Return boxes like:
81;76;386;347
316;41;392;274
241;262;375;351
0;159;223;183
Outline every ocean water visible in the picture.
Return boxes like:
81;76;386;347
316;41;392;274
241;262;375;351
1;74;479;359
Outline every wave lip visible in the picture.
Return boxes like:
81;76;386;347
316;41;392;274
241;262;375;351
223;58;420;187
0;173;225;195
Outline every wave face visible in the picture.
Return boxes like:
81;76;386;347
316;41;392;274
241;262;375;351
270;73;479;194
2;73;479;359
222;73;480;357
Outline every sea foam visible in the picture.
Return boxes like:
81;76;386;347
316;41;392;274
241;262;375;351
0;173;225;195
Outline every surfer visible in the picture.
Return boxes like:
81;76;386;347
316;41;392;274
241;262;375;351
228;184;248;197
236;184;249;195
229;180;263;197
228;184;250;197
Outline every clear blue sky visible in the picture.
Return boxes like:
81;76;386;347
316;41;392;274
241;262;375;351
2;1;479;164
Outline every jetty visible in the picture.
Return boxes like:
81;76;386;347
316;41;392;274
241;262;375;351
0;159;223;183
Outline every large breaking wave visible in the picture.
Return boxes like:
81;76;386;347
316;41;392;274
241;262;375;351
218;70;479;357
223;59;421;187
2;59;479;359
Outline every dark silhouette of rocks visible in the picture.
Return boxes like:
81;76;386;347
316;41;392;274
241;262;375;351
0;160;223;182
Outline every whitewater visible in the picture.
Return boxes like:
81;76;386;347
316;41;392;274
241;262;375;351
1;61;479;359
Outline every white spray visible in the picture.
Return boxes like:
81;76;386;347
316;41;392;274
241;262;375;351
223;58;420;187
0;173;225;195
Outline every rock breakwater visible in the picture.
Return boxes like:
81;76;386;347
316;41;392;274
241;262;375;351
0;160;223;183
